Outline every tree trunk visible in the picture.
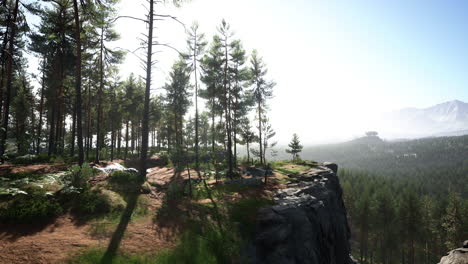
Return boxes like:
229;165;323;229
0;0;19;160
73;0;84;166
70;103;76;156
193;31;200;175
95;27;104;163
36;59;46;154
139;0;154;180
258;102;263;166
117;127;121;157
125;120;129;160
247;141;250;165
0;6;11;118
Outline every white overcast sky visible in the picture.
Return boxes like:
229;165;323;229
26;0;468;144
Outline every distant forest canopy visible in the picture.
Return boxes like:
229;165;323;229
0;0;277;178
284;132;468;264
341;169;467;264
272;133;468;196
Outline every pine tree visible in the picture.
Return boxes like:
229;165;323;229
200;35;223;160
0;0;19;160
163;58;192;168
442;192;467;249
286;133;303;161
250;49;275;166
185;22;206;175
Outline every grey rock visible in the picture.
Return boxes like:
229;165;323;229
252;163;356;264
438;247;468;264
125;168;139;174
323;162;338;174
245;167;273;177
224;177;263;186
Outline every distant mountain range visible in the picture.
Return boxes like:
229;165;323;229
382;100;468;138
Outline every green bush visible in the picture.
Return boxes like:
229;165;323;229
0;191;62;223
108;171;139;185
73;190;111;216
67;163;96;188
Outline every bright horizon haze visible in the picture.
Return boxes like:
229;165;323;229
27;0;468;144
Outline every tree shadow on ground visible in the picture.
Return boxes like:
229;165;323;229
99;188;140;264
0;217;59;242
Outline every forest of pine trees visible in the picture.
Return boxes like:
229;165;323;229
0;1;276;179
340;169;467;264
1;1;466;263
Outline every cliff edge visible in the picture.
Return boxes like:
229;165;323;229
438;241;468;264
253;162;356;264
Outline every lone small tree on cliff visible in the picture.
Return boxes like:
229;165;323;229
286;133;303;161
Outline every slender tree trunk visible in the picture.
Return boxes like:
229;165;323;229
125;120;129;160
0;0;19;160
48;106;56;156
221;37;234;178
117;127;121;157
36;59;46;154
247;141;250;165
86;79;91;161
211;98;215;156
73;0;84;166
70;103;76;156
193;32;200;175
139;0;154;180
258;102;263;166
95;27;104;163
0;9;10;118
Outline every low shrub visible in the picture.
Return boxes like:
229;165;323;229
73;190;111;216
0;191;62;223
108;171;139;185
67;163;96;188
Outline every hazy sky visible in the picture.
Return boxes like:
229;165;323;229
27;0;468;144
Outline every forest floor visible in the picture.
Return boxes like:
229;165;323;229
0;161;294;264
0;164;185;264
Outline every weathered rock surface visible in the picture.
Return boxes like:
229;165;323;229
438;241;468;264
253;163;356;264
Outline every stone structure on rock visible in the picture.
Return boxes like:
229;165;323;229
438;241;468;264
252;162;356;264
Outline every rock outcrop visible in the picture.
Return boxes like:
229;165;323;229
253;163;356;264
438;241;468;264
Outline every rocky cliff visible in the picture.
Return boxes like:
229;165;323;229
253;162;356;264
438;241;468;264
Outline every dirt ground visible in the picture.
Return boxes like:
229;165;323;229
0;164;184;264
0;162;287;264
0;163;69;175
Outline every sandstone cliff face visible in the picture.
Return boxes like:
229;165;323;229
253;163;356;264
